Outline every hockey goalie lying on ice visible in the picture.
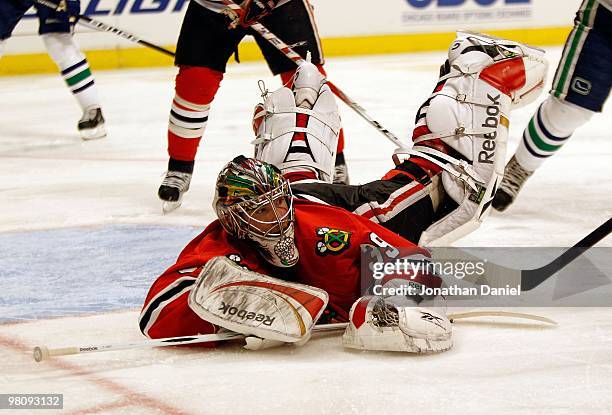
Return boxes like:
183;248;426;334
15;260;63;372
140;33;548;353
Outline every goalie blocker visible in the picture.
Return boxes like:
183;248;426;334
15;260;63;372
189;256;328;342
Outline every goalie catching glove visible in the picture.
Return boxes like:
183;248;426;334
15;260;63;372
343;296;452;353
188;256;328;344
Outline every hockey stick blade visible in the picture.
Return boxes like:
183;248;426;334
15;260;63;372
520;217;612;291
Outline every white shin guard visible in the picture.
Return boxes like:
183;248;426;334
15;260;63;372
515;95;594;171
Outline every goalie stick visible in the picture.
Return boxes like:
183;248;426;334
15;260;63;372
32;310;557;362
32;0;175;57
219;0;408;150
33;322;347;362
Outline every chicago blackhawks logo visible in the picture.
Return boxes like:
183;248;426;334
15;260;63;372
316;227;351;256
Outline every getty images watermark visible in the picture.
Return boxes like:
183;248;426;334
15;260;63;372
360;246;612;307
369;255;520;297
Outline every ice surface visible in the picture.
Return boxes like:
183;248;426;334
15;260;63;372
0;225;201;322
0;48;611;414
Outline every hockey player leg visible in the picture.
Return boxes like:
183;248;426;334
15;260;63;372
494;1;611;211
42;33;106;140
188;256;328;346
342;296;452;353
396;32;548;245
159;66;223;212
333;131;349;185
493;96;594;211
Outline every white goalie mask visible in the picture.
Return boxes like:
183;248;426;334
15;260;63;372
213;156;299;268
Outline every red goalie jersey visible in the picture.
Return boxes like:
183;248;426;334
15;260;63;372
139;198;440;342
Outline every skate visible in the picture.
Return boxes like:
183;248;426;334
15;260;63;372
492;155;534;212
78;107;106;140
333;153;350;185
158;171;192;213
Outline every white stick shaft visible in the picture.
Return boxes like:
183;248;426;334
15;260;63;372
33;323;347;362
33;331;243;362
32;311;556;361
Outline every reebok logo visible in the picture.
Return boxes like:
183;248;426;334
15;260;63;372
218;302;276;326
421;312;446;330
478;93;501;164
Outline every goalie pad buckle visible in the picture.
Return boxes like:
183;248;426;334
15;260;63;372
188;256;328;343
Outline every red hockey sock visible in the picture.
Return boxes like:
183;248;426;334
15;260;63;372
168;66;223;162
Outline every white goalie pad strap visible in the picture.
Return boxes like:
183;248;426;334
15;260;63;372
429;90;498;108
188;256;328;343
398;147;483;193
269;107;340;133
280;160;331;175
252;127;335;154
412;125;496;145
412;146;486;184
254;85;340;183
342;297;452;353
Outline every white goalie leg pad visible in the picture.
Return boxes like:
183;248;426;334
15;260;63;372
188;256;328;343
342;296;452;353
253;83;341;183
418;77;511;246
293;60;326;109
412;31;548;246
